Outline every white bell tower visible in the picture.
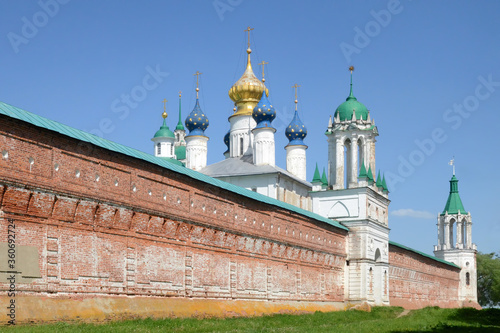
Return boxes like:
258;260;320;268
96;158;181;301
434;163;478;305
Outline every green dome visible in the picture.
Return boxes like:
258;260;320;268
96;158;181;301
334;70;369;121
154;119;175;138
335;95;368;121
175;145;186;160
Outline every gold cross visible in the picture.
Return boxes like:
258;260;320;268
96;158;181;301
162;99;168;118
193;71;202;88
258;61;268;82
292;84;300;110
194;71;202;98
244;26;254;48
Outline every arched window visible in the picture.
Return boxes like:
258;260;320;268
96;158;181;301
357;137;364;174
466;272;470;286
344;139;351;188
375;248;382;263
156;143;161;155
450;218;456;248
240;137;244;155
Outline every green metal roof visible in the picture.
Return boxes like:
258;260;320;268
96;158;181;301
358;162;367;178
334;73;368;121
389;241;460;269
441;175;466;215
382;174;388;193
0;101;348;232
321;167;328;186
154;119;175;138
376;170;383;188
367;164;374;183
175;145;186;160
312;163;321;183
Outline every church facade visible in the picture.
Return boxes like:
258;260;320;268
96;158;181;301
0;34;479;324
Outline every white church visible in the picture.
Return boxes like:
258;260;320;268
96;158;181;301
150;32;477;306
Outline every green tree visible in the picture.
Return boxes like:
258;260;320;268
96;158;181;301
477;251;500;307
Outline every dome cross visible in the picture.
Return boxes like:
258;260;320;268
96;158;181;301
193;71;202;98
292;83;300;111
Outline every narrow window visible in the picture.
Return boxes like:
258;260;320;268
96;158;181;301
240;137;244;155
157;143;161;155
466;272;470;286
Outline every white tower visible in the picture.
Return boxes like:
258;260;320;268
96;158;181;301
326;68;377;190
434;169;478;305
311;68;390;306
185;72;209;171
227;27;267;159
285;84;307;181
252;65;276;166
151;100;176;159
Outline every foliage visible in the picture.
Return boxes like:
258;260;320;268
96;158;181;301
3;307;500;333
477;251;500;307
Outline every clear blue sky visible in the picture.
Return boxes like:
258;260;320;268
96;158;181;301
1;0;499;255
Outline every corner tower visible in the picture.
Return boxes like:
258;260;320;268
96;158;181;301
326;67;378;190
434;168;478;305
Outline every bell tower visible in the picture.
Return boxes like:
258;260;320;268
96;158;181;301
311;68;390;306
434;163;478;305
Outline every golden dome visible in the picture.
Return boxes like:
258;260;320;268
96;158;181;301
228;48;268;118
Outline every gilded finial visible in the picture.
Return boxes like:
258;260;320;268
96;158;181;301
194;71;202;98
162;99;168;119
349;66;355;97
258;61;268;83
179;90;182;98
292;83;300;111
244;26;254;50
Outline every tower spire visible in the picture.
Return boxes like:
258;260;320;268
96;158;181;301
349;66;354;98
449;157;455;176
176;91;184;130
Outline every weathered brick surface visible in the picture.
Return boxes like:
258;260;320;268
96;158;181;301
388;244;461;309
0;116;347;308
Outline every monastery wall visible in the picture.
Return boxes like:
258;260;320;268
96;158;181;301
388;243;461;309
0;115;347;323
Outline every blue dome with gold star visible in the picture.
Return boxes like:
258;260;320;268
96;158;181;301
285;110;307;145
185;99;209;136
252;93;276;129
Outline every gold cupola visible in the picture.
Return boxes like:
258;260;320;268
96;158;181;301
228;28;268;118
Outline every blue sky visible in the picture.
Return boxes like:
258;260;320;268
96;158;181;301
1;0;499;255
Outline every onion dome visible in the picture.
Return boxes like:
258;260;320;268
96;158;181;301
185;99;209;137
285;110;307;146
228;48;267;117
252;92;276;129
154;112;175;138
334;67;368;121
223;130;230;154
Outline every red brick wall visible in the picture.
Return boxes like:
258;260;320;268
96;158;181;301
0;115;347;304
389;243;461;309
